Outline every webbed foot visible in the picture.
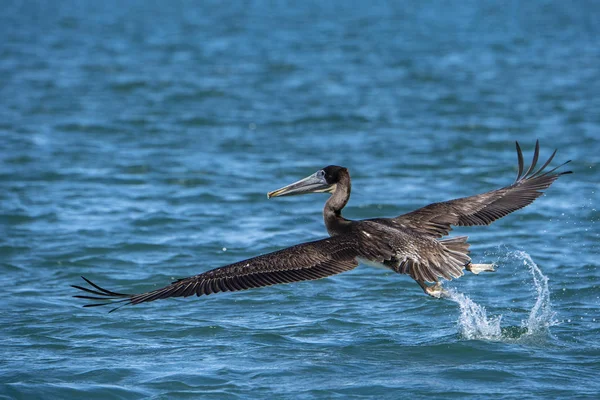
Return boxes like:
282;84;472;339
425;282;449;298
466;263;496;274
416;280;450;299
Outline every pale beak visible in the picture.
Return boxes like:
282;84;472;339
267;172;334;198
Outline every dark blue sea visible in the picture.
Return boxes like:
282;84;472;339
1;1;599;398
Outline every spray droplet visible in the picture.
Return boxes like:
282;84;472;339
448;251;557;342
447;290;502;340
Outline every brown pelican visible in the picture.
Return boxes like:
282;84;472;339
73;141;571;312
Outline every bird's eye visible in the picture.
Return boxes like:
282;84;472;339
317;170;325;179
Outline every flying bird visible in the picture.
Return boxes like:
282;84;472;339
73;141;571;312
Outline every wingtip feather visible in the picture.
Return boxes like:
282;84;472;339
523;140;540;178
515;141;524;182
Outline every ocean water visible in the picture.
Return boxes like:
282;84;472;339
1;1;599;399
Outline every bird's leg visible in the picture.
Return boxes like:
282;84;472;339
466;262;496;275
416;280;449;299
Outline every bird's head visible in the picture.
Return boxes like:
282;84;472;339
267;165;347;199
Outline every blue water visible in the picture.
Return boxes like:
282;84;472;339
1;1;599;398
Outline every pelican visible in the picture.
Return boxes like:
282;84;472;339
73;141;571;312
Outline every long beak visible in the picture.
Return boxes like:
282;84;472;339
267;172;333;199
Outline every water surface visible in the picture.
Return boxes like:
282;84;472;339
1;1;599;399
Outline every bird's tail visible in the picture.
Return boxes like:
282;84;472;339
437;235;472;279
439;235;470;257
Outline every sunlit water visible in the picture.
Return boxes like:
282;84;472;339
1;1;600;399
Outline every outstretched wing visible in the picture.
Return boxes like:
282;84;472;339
73;235;361;312
393;141;571;238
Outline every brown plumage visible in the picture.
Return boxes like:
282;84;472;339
73;141;571;312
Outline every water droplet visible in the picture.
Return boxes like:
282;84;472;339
447;290;502;340
447;251;557;342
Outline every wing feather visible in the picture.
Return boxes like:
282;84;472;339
73;236;360;312
393;141;571;238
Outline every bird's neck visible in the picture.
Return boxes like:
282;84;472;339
324;171;352;236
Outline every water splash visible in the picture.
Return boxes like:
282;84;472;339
516;250;558;335
447;251;558;342
447;289;502;340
